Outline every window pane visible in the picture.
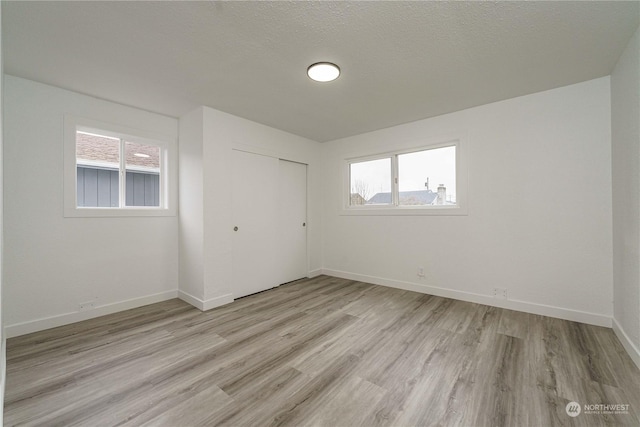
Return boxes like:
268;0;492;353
76;131;120;207
125;141;160;207
350;158;391;205
398;146;456;206
76;131;120;167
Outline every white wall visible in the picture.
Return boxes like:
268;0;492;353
178;107;205;301
178;106;323;308
612;25;640;368
322;77;613;326
4;76;179;336
0;1;6;418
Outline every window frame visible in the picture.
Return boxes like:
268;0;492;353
342;137;467;216
64;115;177;217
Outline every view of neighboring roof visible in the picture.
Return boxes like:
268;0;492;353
368;190;440;205
76;132;160;169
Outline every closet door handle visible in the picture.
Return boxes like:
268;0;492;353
302;222;306;227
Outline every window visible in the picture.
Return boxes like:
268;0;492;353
76;131;121;208
398;146;456;206
345;139;466;215
64;115;176;217
76;130;161;208
350;157;392;205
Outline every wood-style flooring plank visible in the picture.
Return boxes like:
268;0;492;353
5;276;640;427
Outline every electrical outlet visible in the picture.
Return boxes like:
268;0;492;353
492;287;508;300
417;267;425;277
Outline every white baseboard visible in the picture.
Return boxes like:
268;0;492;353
203;293;234;311
178;290;234;311
321;269;612;328
308;269;323;278
612;317;640;370
178;290;204;310
5;290;178;338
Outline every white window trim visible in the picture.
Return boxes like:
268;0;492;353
75;159;119;170
76;160;160;175
64;115;177;217
341;137;468;216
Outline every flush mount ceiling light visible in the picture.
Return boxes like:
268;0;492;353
307;62;340;82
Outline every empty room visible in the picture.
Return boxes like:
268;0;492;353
0;1;639;426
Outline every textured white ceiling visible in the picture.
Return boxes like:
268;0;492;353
3;1;639;142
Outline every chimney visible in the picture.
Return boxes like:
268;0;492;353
437;184;446;205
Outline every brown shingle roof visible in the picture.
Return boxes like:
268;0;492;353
76;132;160;169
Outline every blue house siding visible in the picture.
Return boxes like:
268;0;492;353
126;171;159;207
77;166;159;207
77;167;119;207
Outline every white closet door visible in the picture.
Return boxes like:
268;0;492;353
231;150;279;298
277;159;308;284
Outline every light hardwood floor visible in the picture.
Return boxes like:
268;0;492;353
5;276;640;426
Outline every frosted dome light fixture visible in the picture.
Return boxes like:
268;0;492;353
307;62;340;82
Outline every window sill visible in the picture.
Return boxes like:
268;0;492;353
64;207;176;218
340;205;468;216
